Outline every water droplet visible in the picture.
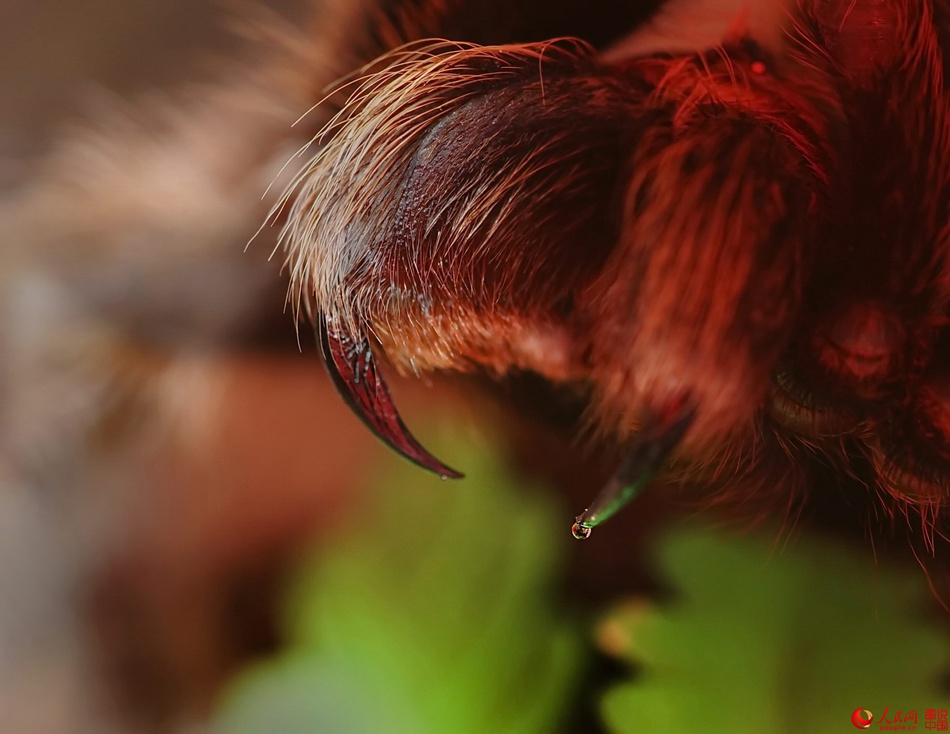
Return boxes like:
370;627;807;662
571;522;592;540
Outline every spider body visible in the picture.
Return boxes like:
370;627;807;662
5;0;948;533
280;0;950;528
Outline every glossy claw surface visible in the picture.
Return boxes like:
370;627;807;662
575;399;696;531
319;315;463;479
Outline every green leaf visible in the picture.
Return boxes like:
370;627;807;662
597;526;950;734
216;431;585;734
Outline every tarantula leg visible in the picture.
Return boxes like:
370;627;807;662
318;315;463;479
572;398;696;539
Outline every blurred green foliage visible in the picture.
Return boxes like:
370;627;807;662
216;434;586;734
215;429;950;734
598;526;950;733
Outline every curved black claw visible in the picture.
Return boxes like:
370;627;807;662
318;315;463;479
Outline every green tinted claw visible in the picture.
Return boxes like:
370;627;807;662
572;400;696;539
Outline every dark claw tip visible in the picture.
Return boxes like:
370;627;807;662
318;314;464;479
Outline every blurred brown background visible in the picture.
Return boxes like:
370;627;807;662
0;3;357;732
0;0;306;180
